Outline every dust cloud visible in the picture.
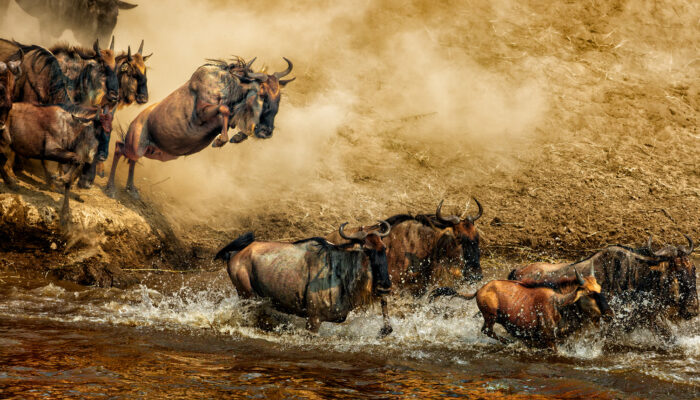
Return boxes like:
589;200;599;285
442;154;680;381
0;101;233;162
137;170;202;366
0;0;547;234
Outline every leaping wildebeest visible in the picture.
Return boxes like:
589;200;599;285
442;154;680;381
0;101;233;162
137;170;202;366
105;57;294;198
431;267;611;349
508;235;698;340
215;222;394;336
328;199;483;295
11;0;137;46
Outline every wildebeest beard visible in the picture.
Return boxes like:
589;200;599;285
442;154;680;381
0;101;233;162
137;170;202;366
367;249;391;294
459;235;482;281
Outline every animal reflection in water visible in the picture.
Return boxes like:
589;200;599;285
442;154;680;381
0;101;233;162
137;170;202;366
215;222;393;336
106;57;294;198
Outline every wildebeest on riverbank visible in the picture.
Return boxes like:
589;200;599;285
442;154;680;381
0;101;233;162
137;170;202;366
328;199;483;295
215;222;393;336
106;56;294;198
509;235;698;340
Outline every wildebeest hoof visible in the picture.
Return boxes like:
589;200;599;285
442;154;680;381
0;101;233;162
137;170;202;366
379;325;393;338
77;179;92;189
230;132;248;143
211;136;226;148
126;187;140;199
104;185;117;198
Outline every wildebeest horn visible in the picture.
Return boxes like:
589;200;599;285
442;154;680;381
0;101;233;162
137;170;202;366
137;39;144;55
376;220;391;237
279;77;296;86
682;234;694;256
93;39;101;55
436;200;460;225
466;197;483;222
273;57;293;79
589;265;595;278
117;1;138;10
109;36;115;51
646;235;653;253
246;71;268;82
339;222;368;241
246;57;257;70
126;46;133;61
575;268;585;285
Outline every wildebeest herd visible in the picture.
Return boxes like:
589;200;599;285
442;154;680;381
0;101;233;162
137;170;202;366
0;3;697;351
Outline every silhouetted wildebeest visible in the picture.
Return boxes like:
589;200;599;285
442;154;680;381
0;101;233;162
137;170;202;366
0;103;111;224
508;235;698;340
328;199;483;295
0;57;22;145
431;267;610;349
105;57;294;198
215;222;393;336
12;0;137;46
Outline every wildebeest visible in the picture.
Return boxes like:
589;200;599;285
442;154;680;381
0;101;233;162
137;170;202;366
105;57;294;198
328;199;483;295
508;235;698;339
431;267;610;349
0;102;112;224
215;221;393;336
12;0;137;46
0;39;71;105
0;58;22;145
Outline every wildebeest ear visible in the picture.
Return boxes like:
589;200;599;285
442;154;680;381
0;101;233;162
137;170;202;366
0;62;7;74
142;53;153;61
117;1;138;10
279;77;296;87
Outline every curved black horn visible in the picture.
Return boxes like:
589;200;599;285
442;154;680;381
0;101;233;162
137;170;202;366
273;57;293;79
682;234;694;256
245;57;257;70
575;268;585;285
436;200;460;225
467;197;483;222
376;220;391;237
137;39;144;55
246;71;268;82
109;36;115;51
339;222;367;241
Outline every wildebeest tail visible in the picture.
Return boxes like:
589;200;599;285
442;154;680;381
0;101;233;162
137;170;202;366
507;269;517;280
428;287;477;302
214;232;255;261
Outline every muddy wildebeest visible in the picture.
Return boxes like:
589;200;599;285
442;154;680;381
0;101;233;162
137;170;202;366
12;0;137;46
105;57;294;198
328;199;483;295
215;222;393;336
508;235;698;340
0;103;112;224
0;58;22;145
431;267;609;349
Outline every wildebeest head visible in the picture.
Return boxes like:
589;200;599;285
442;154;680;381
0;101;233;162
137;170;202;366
648;235;698;319
574;266;614;320
339;220;392;295
0;56;21;132
435;198;483;281
116;40;151;105
234;57;295;139
75;38;119;104
85;0;137;45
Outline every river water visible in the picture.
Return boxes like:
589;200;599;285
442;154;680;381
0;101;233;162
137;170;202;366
0;260;698;399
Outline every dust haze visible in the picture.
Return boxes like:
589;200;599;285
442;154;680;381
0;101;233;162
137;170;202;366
2;0;698;250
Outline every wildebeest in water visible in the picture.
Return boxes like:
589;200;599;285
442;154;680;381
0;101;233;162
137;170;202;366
105;57;294;198
509;235;698;340
431;267;611;349
8;0;137;46
328;199;483;295
215;222;393;336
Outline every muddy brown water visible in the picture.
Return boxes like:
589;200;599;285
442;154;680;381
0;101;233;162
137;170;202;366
0;259;698;399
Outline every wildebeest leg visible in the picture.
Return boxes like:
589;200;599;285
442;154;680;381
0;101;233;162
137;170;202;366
0;151;18;189
41;159;58;191
78;161;97;189
125;159;139;199
481;315;510;345
379;297;393;337
59;165;82;228
195;102;230;148
306;315;321;333
105;142;123;198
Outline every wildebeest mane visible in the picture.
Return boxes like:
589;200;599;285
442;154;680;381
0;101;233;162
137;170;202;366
571;243;655;265
205;56;249;73
50;44;97;59
214;231;255;261
294;237;356;250
382;213;451;229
